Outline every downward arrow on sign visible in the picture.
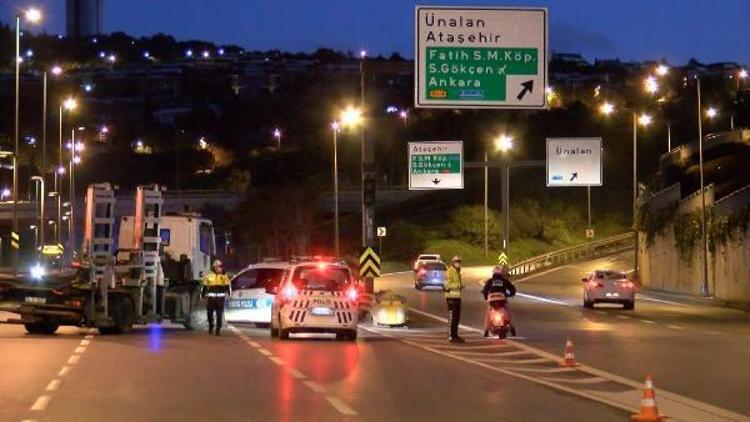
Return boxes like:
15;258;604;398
432;178;441;185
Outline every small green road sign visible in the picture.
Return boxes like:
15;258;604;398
415;6;548;109
408;141;464;190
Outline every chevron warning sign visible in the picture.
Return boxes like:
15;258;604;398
10;231;19;250
359;246;381;278
497;252;509;266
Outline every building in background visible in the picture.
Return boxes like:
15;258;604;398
66;0;103;38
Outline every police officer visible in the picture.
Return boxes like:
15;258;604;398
445;255;464;343
202;259;231;336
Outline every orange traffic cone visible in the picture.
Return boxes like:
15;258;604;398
631;373;666;421
560;338;579;367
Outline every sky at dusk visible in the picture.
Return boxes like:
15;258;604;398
3;0;749;65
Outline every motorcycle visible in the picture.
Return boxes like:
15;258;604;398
484;292;515;339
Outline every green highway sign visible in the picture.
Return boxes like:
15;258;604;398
408;141;464;190
415;6;548;109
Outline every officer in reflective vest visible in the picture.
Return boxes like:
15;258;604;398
445;255;465;343
202;259;231;336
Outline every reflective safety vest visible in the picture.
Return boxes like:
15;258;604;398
445;266;462;299
202;272;230;296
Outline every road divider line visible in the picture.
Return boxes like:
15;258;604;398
258;348;273;357
269;356;285;366
287;368;307;380
30;395;51;411
325;396;358;416
57;366;72;377
514;292;571;306
541;376;609;385
84;334;94;340
667;325;685;330
472;357;550;364
637;295;688;307
248;340;261;348
67;355;80;365
80;339;90;346
45;379;62;392
74;346;87;354
640;320;655;324
303;381;326;393
617;315;631;320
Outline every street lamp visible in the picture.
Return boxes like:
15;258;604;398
13;6;43;274
599;102;653;279
485;134;515;255
705;107;718;120
68;127;86;252
655;64;669;77
56;97;77;244
643;76;659;95
273;128;282;148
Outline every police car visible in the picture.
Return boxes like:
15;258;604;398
270;259;359;341
224;261;288;325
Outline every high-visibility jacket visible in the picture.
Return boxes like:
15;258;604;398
445;266;463;298
202;272;231;297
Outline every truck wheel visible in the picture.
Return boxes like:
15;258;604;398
184;291;206;331
115;297;135;334
25;322;59;335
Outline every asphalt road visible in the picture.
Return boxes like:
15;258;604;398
1;253;749;421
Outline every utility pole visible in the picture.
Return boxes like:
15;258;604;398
360;52;376;293
501;162;510;253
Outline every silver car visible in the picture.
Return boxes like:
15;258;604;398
582;270;635;310
414;261;447;290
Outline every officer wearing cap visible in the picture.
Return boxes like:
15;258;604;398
445;255;464;343
202;259;231;336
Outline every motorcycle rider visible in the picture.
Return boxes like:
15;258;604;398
481;265;517;337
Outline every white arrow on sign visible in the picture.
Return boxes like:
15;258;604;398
377;227;387;237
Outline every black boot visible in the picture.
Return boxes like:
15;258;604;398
208;326;214;335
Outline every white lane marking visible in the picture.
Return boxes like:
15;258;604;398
258;348;273;357
84;334;94;340
20;419;37;422
58;366;72;377
617;315;630;320
667;325;685;330
510;367;576;374
45;379;62;392
473;357;550;364
381;270;414;276
67;355;80;365
248;340;261;348
269;356;285;366
512;265;574;283
325;396;358;416
74;346;87;354
705;331;722;335
640;320;655;324
542;376;609;385
515;292;571;306
637;294;688;307
595;310;606;314
30;395;51;411
80;339;90;346
287;368;307;380
303;381;326;393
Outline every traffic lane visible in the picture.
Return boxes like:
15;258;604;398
41;324;342;422
0;322;88;422
378;270;750;416
515;257;750;338
235;323;628;421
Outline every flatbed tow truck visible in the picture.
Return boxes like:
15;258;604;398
0;183;213;335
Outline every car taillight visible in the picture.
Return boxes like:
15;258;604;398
588;281;603;289
346;287;359;301
282;285;298;300
621;281;634;289
492;312;504;324
418;268;426;276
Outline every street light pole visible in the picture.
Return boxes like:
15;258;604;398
484;150;489;256
12;15;20;275
69;129;77;253
42;71;47;175
31;176;44;248
332;123;340;256
633;111;639;279
697;78;710;296
57;105;63;245
502;162;510;252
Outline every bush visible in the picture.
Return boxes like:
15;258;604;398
382;221;427;261
446;205;503;249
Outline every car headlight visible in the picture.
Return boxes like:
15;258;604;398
30;263;46;281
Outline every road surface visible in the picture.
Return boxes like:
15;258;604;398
1;253;749;421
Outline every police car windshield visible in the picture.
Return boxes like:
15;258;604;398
232;268;285;290
291;265;350;291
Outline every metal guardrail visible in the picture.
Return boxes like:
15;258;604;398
509;232;635;277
